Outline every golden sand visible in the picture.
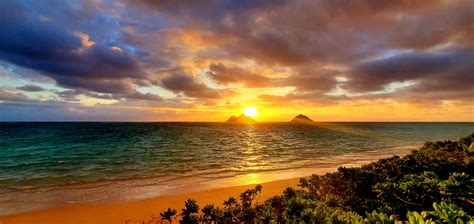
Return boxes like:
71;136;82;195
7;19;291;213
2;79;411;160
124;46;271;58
0;178;301;224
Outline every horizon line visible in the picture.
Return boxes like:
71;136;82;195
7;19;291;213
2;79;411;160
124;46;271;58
1;120;473;123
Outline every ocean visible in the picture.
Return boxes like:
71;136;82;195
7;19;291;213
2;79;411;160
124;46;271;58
0;122;472;215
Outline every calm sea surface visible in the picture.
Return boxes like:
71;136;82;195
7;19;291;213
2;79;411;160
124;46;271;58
0;122;472;214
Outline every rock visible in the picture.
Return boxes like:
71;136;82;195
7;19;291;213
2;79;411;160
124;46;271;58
291;114;314;124
226;114;256;123
226;116;239;122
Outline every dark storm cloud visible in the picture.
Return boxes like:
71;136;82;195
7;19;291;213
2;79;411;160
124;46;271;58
160;68;221;99
16;85;45;92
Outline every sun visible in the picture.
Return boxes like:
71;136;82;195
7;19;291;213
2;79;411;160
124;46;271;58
242;106;259;117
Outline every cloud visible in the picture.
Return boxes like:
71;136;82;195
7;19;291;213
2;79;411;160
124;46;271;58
120;92;163;102
132;0;472;105
258;92;348;105
54;88;163;102
0;0;146;96
285;68;338;92
137;0;472;65
207;63;271;87
16;85;45;92
0;0;472;120
0;89;30;102
344;48;474;93
207;63;339;92
0;100;170;121
160;68;222;99
56;90;81;101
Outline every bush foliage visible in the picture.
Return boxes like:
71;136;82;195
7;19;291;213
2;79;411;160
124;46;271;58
155;134;474;223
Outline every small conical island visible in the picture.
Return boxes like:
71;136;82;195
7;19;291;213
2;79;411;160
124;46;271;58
226;114;256;123
291;114;314;124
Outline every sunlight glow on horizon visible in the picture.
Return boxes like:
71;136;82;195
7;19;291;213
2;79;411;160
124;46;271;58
242;106;259;117
0;1;472;122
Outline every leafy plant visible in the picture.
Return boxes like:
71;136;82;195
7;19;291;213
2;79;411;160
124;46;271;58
365;210;399;224
180;199;199;224
159;207;177;223
406;202;473;224
147;133;474;224
427;202;473;223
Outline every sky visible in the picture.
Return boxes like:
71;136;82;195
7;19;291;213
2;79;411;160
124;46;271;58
0;0;472;121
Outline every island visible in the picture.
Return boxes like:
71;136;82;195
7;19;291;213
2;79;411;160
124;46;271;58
226;114;256;123
290;114;314;124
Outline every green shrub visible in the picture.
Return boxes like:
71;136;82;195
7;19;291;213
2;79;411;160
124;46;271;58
406;202;473;224
149;133;474;224
365;210;399;224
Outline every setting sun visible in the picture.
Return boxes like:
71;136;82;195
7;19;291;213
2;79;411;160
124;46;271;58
0;1;473;223
242;106;259;117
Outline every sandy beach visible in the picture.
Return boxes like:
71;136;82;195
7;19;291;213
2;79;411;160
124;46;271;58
0;177;301;224
0;146;413;224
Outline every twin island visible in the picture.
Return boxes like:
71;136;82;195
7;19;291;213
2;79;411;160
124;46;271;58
226;114;314;124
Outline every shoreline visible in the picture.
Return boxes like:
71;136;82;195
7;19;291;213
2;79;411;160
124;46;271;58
0;145;413;217
0;146;413;224
0;177;302;224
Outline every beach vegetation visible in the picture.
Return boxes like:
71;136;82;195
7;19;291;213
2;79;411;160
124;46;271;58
156;134;474;223
180;199;199;224
160;207;177;223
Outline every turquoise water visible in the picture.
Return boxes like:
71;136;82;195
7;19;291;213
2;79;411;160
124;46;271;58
0;122;472;214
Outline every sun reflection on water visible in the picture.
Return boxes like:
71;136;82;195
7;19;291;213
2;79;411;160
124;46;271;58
239;125;268;185
242;173;262;185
